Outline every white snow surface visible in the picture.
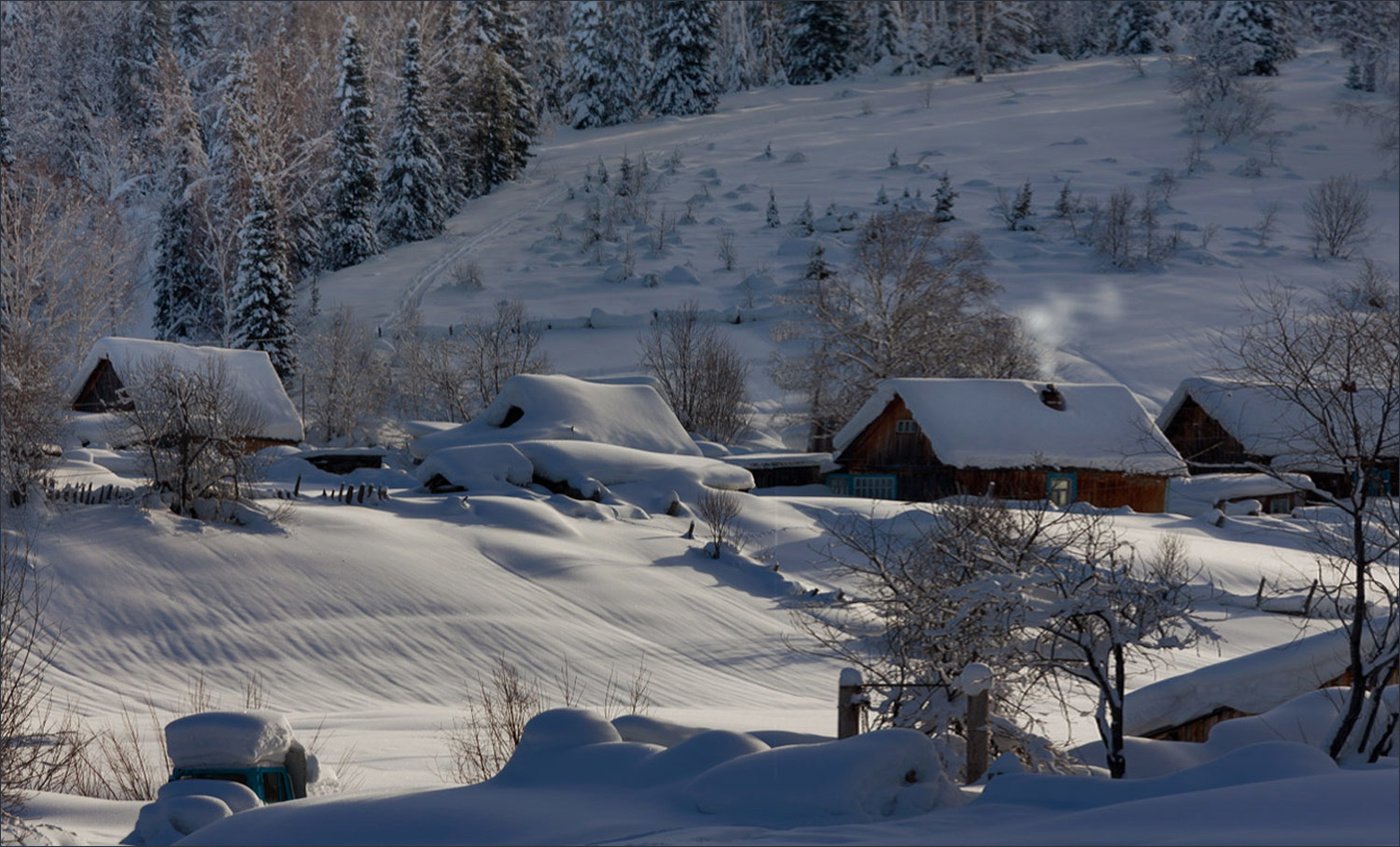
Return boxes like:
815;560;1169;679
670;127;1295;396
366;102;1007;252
66;337;304;443
165;711;296;768
410;374;699;460
832;378;1186;475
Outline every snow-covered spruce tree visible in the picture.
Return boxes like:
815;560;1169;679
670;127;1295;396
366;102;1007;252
172;0;206;72
565;1;614;129
864;0;918;75
524;0;572;120
323;15;381;271
467;46;522;193
748;0;789;86
1325;0;1400;93
948;0;1036;81
152;51;220;344
479;0;538;174
648;0;720;117
1205;0;1295;77
1109;0;1168;56
431;4;478;207
231;173;296;380
114;0;171;163
766;189;781;227
786;1;854;85
380;19;448;247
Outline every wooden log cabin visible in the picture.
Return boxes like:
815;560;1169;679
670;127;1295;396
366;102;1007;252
67;337;304;450
828;379;1186;512
1158;377;1399;500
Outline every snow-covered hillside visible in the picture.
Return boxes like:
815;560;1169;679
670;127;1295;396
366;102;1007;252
316;47;1396;429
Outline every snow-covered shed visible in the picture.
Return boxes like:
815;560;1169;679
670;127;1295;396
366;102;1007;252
721;452;837;489
1157;377;1399;499
1124;628;1357;743
410;374;701;461
68;337;304;447
830;379;1186;512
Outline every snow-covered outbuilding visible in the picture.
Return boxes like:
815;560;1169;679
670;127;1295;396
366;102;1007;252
68;337;304;447
410;374;701;461
830;379;1186;512
1157;377;1399;499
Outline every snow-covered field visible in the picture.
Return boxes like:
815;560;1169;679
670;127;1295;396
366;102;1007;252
12;48;1399;845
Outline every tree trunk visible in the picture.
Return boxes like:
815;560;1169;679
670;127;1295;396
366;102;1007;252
1108;644;1126;779
1328;508;1369;760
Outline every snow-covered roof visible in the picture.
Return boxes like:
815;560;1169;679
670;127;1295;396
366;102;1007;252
833;379;1186;475
1124;628;1350;737
410;374;700;460
1157;377;1399;467
1166;472;1313;515
67;337;303;443
721;452;838;472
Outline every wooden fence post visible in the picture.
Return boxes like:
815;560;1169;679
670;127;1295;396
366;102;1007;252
959;663;993;784
838;668;865;739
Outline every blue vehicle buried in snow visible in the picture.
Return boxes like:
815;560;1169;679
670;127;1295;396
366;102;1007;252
124;711;312;845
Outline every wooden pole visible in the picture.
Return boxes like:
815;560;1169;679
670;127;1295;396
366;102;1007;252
959;663;993;784
838;668;865;739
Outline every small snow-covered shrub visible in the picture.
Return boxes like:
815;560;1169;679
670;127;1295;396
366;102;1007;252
448;259;484;291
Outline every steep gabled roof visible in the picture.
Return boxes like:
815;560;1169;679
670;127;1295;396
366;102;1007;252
1157;376;1399;468
834;378;1186;475
411;374;700;460
67;337;304;443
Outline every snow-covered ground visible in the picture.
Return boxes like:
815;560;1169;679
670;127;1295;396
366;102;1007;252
12;48;1399;845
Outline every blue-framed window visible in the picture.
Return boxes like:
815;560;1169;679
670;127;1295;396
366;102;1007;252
1358;468;1394;497
827;473;898;499
1046;472;1077;508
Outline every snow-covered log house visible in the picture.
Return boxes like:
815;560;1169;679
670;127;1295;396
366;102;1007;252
1157;377;1399;500
828;379;1186;512
68;337;304;450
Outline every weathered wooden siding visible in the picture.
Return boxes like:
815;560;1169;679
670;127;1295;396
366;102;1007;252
835;395;1170;512
72;359;132;412
1160;397;1257;470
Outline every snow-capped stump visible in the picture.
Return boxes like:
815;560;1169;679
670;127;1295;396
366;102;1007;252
166;711;296;769
687;728;966;823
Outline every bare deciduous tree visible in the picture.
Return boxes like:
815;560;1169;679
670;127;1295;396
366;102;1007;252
1222;277;1400;762
301;306;391;444
773;211;1037;449
1;167;137;504
638;302;749;443
792;500;1207;780
696;489;744;559
1031;532;1210;779
464;300;549;410
1304;175;1372;259
119;356;267;517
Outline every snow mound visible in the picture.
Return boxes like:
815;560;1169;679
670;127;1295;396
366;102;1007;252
415;444;534;491
687;728;965;823
492;709;661;788
165;711;295;769
411;374;700;460
983;741;1337;810
517;440;753;513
